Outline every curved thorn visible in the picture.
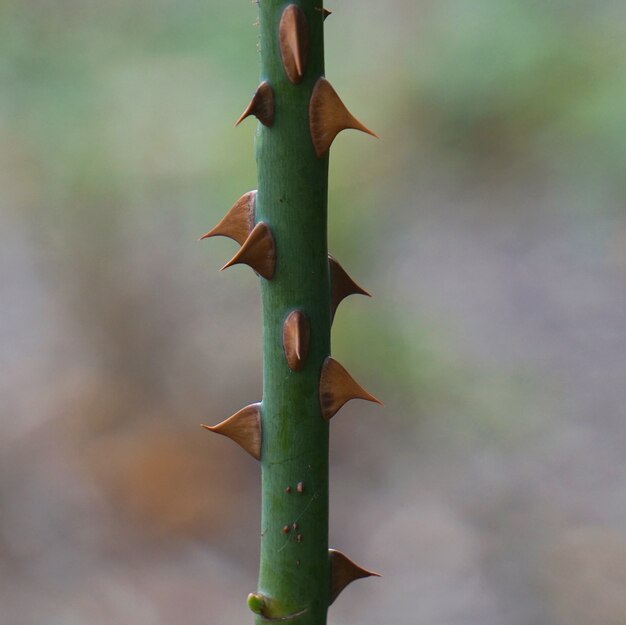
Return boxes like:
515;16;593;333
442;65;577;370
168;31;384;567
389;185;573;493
235;82;274;127
283;310;311;372
279;4;309;84
199;190;256;245
309;78;378;157
329;549;381;605
319;357;382;421
315;6;332;19
220;221;276;280
329;254;371;321
202;403;261;460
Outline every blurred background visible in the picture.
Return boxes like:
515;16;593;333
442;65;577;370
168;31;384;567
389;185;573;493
1;0;626;623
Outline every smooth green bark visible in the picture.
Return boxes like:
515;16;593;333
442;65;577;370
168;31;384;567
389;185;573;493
255;1;331;623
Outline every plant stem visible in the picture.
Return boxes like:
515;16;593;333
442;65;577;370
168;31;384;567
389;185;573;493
203;2;380;622
256;2;330;623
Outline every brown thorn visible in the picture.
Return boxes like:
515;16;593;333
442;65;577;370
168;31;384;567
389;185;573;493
319;357;382;421
283;310;310;372
220;221;276;280
199;190;256;245
202;403;262;461
329;549;381;605
314;6;332;19
235;82;274;127
279;4;309;84
329;254;371;321
309;78;378;158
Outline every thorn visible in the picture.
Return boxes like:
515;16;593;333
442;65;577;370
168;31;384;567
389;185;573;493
199;190;256;245
309;78;378;157
283;310;310;372
220;221;276;280
329;549;381;605
319;357;382;421
279;4;309;84
315;6;332;19
329;254;371;321
202;403;261;460
235;82;274;127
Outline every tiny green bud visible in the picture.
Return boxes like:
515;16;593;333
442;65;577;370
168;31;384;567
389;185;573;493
247;593;266;615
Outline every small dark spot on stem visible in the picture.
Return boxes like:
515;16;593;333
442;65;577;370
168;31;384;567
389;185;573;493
297;482;304;493
282;525;290;534
292;522;299;531
296;559;301;567
285;486;292;493
296;534;303;543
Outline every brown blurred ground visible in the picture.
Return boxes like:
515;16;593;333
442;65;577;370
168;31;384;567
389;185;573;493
1;1;626;624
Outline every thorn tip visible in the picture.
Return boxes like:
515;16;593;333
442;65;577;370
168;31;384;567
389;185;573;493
235;82;274;127
309;78;377;157
203;403;262;460
200;191;256;245
221;221;276;279
329;254;371;321
329;549;380;605
319;357;381;420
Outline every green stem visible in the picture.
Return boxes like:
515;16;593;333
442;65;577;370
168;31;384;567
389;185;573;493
203;0;378;620
256;1;330;624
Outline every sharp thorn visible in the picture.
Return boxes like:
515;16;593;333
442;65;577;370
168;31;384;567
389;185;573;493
202;403;262;460
309;78;378;157
235;82;274;127
319;357;382;421
329;254;371;321
220;221;276;280
329;549;381;605
199;190;256;245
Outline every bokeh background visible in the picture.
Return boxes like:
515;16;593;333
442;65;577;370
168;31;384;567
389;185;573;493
2;1;626;623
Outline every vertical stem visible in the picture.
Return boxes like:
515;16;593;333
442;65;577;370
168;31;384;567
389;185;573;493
204;1;378;620
256;1;330;623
